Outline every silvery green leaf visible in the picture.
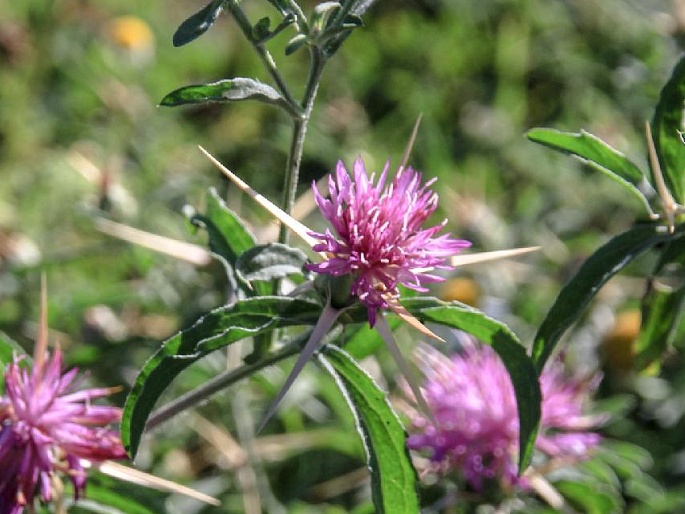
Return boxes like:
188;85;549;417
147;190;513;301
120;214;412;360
160;79;302;118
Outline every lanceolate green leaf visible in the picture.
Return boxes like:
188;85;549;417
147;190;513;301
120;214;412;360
160;79;301;118
318;345;419;514
652;54;685;204
532;223;678;373
122;296;323;457
527;128;652;215
173;0;226;47
400;297;541;473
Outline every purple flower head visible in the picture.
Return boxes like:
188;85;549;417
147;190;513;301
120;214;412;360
307;158;471;325
0;348;127;511
403;342;605;492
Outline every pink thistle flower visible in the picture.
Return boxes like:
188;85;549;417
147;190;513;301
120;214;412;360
307;158;471;325
403;342;605;492
0;348;126;512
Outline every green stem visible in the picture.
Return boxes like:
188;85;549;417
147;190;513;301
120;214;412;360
279;46;326;244
284;0;308;33
144;332;312;432
226;1;301;114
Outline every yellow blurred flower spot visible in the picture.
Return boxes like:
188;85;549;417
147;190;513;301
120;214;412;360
602;309;640;373
108;16;154;51
439;277;481;307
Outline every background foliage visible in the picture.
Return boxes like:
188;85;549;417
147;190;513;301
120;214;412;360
3;0;685;512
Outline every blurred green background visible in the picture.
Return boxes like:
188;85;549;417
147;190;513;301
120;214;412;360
3;0;685;512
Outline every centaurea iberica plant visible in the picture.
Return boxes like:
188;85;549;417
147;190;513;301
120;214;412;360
403;342;605;492
0;338;126;512
246;155;471;427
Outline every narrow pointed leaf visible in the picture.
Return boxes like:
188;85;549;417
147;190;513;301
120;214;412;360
532;223;678;372
160;79;300;117
122;296;323;457
652;54;685;204
173;0;226;47
400;297;540;473
318;345;419;514
527;128;652;214
236;242;308;284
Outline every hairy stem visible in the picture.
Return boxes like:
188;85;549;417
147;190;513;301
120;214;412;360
279;46;326;244
225;1;301;113
144;332;311;432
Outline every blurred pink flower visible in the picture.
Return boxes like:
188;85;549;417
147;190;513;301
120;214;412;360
403;343;605;491
307;158;471;325
0;348;126;512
